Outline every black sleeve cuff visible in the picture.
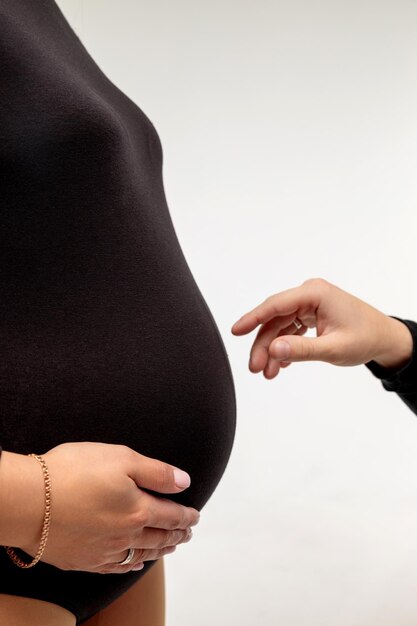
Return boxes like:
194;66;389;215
365;317;417;393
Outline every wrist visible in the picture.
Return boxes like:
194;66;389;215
0;451;44;551
373;316;414;370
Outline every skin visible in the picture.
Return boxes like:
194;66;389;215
5;276;409;624
84;558;165;626
0;442;199;574
0;443;199;624
0;558;166;626
232;277;414;378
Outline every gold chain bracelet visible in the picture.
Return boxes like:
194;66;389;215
4;453;52;568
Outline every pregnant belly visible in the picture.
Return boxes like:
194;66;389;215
0;272;236;512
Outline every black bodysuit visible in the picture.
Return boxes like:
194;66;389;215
0;0;236;622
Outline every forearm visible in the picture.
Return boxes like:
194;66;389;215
0;450;44;550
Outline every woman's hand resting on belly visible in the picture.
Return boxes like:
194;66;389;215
0;442;199;573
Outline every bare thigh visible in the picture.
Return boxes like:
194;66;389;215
83;559;165;626
0;594;76;626
0;559;164;626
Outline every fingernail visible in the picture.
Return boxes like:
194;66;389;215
132;563;144;571
232;316;244;328
174;469;191;489
189;512;200;527
272;340;290;360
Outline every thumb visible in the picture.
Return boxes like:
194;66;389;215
129;454;191;494
269;334;335;363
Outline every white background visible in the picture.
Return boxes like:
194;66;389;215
57;1;417;624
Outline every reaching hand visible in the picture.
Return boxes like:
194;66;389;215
232;278;413;380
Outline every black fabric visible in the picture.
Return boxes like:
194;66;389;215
365;318;417;415
0;0;236;622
